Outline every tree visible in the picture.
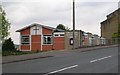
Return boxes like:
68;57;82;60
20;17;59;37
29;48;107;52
56;24;66;30
0;6;10;42
112;33;120;38
112;24;120;38
2;38;16;51
65;26;70;31
56;24;70;31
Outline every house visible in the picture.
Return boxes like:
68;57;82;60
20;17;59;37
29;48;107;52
81;32;106;47
16;23;65;51
101;8;120;44
82;32;89;46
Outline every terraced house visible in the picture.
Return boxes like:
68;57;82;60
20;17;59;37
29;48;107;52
101;8;120;44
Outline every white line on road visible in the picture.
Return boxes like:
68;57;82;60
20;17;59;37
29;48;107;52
45;65;78;75
90;56;112;63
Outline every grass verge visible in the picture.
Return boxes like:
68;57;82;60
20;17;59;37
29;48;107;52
2;51;37;56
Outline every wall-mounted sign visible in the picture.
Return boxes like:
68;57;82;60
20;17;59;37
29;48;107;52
70;38;73;45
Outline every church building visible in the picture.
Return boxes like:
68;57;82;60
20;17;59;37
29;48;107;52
16;23;65;51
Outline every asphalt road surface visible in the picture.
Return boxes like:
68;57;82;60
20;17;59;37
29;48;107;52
2;46;119;74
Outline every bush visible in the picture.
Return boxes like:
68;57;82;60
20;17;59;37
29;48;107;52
2;38;16;51
2;51;33;56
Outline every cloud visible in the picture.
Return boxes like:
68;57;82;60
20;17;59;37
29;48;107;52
3;1;72;25
2;0;119;44
75;2;118;35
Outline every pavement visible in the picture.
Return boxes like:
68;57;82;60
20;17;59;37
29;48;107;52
2;45;118;74
2;45;118;64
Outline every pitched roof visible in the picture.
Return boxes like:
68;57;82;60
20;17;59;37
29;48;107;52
16;23;56;32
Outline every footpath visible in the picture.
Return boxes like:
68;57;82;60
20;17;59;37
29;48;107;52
2;45;118;64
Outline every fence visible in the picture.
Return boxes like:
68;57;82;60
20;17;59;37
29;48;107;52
79;38;120;48
105;38;120;45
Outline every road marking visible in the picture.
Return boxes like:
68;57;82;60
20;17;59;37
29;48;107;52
45;65;78;75
90;56;112;63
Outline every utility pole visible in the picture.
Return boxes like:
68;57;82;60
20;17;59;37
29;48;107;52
73;0;75;49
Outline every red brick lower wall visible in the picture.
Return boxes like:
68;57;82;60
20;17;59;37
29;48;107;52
20;36;65;51
53;37;65;50
31;43;41;51
20;45;30;51
42;45;53;51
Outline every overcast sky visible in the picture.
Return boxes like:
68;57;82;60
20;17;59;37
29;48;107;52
1;0;120;44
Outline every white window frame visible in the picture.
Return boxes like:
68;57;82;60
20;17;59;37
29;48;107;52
54;34;59;37
43;35;53;45
54;32;65;37
21;35;30;45
60;34;65;37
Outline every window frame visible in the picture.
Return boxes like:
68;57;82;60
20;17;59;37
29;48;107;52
54;33;65;37
60;34;64;37
21;35;30;45
43;35;53;45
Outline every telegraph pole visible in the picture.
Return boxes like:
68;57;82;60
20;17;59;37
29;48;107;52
73;0;75;49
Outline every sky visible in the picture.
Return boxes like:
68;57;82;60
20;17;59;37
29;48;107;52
1;0;120;44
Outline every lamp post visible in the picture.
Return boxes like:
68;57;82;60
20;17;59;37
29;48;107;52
73;0;75;49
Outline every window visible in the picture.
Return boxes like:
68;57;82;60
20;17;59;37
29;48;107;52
54;34;59;36
21;36;30;44
43;35;52;44
54;33;65;37
60;34;64;36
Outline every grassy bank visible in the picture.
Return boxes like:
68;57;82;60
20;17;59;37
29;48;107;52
2;51;37;56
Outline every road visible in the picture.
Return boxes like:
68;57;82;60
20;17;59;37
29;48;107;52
2;46;119;75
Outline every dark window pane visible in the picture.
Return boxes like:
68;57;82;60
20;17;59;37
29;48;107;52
43;35;52;44
21;36;29;45
60;34;64;36
55;34;59;36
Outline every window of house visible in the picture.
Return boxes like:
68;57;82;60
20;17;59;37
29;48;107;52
43;35;52;44
21;36;30;44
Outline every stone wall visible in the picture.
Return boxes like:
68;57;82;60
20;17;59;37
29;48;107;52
65;31;80;50
101;8;120;44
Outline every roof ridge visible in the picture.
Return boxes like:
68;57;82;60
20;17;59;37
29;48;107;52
16;23;55;32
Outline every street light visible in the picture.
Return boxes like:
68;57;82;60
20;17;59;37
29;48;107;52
73;0;75;49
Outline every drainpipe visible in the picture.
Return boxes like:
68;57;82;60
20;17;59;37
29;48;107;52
52;31;54;50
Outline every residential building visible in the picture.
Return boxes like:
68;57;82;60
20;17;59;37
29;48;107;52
101;8;120;44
